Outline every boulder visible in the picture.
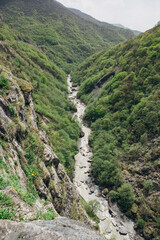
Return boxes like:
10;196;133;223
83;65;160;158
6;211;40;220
0;218;105;240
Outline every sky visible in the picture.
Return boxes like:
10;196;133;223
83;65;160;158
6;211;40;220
56;0;160;32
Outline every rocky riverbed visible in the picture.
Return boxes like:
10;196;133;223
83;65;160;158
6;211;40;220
68;75;143;240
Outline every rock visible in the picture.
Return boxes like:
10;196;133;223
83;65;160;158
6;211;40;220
19;105;27;123
44;145;60;167
24;91;32;105
0;96;12;117
0;218;105;240
7;87;19;103
90;186;95;193
119;226;128;235
0;187;36;220
80;130;85;138
35;179;48;199
0;106;11;136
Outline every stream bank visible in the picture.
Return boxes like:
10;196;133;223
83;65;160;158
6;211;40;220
67;75;143;240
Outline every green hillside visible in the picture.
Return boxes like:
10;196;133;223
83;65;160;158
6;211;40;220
0;0;134;72
0;22;81;178
72;25;160;239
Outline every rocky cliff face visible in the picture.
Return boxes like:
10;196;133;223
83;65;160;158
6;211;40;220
0;68;92;226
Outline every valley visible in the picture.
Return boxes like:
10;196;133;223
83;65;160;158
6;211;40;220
0;1;159;240
68;75;142;240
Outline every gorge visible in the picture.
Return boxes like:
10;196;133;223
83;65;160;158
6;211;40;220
68;75;143;240
0;1;159;240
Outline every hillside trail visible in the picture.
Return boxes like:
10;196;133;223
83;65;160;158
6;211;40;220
67;75;143;240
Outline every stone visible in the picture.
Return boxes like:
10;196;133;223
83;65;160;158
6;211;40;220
24;91;32;105
0;218;105;240
7;87;19;103
119;226;128;235
90;186;95;193
35;179;48;199
80;130;85;138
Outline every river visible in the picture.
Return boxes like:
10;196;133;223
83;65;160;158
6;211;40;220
67;75;142;240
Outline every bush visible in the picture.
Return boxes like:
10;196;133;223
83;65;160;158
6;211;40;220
137;218;145;229
118;183;135;212
0;75;9;88
143;180;154;194
36;208;56;220
0;208;15;220
109;190;119;201
84;200;100;223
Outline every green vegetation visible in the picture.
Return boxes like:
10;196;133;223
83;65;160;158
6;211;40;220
84;200;100;224
0;192;16;220
137;218;145;229
0;0;133;72
36;208;56;220
72;25;160;238
0;23;80;178
0;74;10;95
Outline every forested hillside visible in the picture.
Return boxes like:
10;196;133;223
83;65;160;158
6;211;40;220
0;0;134;229
0;0;134;72
72;25;160;239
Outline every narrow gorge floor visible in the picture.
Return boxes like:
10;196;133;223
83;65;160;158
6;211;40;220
67;75;142;240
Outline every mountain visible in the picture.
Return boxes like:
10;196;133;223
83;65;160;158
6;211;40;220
0;0;118;233
0;0;134;72
72;25;160;239
113;24;141;36
70;8;141;36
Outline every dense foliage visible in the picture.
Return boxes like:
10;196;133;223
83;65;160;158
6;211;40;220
72;25;160;238
0;22;80;177
0;0;133;72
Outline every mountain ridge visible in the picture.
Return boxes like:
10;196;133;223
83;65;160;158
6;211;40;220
69;8;141;36
0;0;134;72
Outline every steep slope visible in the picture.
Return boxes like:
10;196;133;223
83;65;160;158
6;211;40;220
72;25;160;239
70;8;141;36
0;0;134;72
0;23;80;178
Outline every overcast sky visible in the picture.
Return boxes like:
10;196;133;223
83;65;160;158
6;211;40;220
57;0;160;32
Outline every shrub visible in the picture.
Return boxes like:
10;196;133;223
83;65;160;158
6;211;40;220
84;200;100;223
137;218;145;229
0;208;15;220
109;190;119;201
36;208;56;220
0;75;9;88
118;183;135;212
143;180;154;194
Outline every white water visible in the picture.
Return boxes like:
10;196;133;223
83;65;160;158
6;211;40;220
67;75;141;240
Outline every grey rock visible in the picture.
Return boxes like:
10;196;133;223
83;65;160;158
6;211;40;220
23;91;32;105
7;87;19;103
119;226;128;235
0;106;11;136
35;179;48;199
0;96;11;117
0;218;105;240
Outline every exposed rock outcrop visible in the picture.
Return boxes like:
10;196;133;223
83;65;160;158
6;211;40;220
0;68;92;227
0;218;105;240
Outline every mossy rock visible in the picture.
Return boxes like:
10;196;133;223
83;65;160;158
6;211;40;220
16;78;33;93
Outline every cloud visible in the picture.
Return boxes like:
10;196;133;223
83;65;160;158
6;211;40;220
57;0;160;31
